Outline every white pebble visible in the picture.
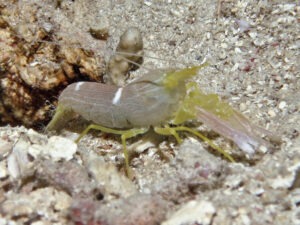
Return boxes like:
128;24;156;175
46;136;77;161
0;161;8;179
268;109;276;118
239;103;247;111
278;101;287;110
7;153;20;179
0;140;12;158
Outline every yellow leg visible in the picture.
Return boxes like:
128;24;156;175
154;125;183;143
154;125;235;162
76;124;149;176
46;104;74;131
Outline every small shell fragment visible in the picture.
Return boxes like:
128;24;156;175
7;138;31;179
44;136;77;162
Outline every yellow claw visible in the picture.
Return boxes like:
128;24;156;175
173;81;235;125
162;63;209;90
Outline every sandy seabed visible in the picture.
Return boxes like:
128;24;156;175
0;1;299;224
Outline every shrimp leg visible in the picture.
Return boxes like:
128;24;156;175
76;124;149;176
154;126;235;162
46;105;76;131
154;125;183;143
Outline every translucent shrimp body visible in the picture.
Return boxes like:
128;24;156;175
56;68;189;129
47;64;275;176
46;66;206;176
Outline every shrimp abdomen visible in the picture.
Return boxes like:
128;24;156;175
58;82;126;128
57;79;182;129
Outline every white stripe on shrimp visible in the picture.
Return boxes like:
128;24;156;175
112;87;123;105
75;82;84;91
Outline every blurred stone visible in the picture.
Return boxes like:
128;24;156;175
162;200;215;225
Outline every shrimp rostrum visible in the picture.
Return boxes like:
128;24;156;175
46;64;275;175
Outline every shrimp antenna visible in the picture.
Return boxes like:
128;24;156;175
113;52;154;71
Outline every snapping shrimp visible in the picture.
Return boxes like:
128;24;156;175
46;63;276;176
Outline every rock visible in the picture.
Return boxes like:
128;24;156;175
1;187;71;223
86;153;137;200
71;193;167;225
44;136;77;161
0;161;7;179
7;137;32;179
28;136;77;161
162;200;216;225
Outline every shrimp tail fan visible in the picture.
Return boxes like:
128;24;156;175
196;107;273;155
173;82;279;155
